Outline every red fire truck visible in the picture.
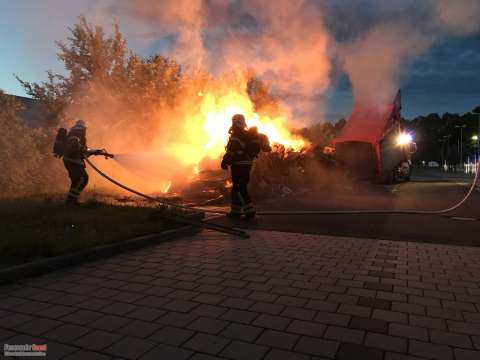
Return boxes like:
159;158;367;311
329;91;416;183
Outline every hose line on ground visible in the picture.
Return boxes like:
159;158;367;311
87;158;479;218
258;162;480;215
85;158;249;238
258;163;479;216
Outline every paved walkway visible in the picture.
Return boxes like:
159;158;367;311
1;230;480;360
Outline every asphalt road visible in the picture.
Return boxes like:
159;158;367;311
210;168;480;246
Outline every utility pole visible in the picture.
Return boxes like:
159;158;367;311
441;134;451;170
473;107;480;162
446;134;451;167
472;135;479;165
455;124;466;170
439;139;446;168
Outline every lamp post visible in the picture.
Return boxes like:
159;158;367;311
455;124;466;169
441;134;451;170
473;135;479;164
473;107;480;161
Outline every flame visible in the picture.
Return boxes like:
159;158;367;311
163;181;172;193
167;82;307;168
225;180;233;188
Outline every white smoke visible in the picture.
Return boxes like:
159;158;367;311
337;0;480;106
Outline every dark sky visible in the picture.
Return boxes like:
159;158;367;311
398;34;480;119
0;0;479;121
325;33;480;120
319;0;480;120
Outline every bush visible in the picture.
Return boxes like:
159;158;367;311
0;91;61;197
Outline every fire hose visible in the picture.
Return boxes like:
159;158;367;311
87;157;479;221
258;163;480;216
85;158;250;238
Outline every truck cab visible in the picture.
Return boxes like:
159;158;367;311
329;91;416;184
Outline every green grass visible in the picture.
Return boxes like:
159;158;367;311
0;196;182;268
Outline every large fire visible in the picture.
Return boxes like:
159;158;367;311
107;73;308;194
167;86;307;170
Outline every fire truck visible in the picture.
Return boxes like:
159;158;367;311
328;91;416;184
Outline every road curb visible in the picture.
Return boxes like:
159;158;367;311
0;212;204;284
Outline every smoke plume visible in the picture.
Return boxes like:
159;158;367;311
336;0;480;106
434;0;480;35
112;0;332;122
111;0;480;112
112;0;207;68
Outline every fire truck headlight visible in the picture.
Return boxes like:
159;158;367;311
396;133;413;146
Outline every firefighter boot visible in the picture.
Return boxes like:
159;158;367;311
65;196;80;207
244;203;256;219
226;211;243;219
226;204;243;218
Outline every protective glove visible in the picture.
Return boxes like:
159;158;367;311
221;159;229;170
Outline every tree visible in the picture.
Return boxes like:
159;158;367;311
16;16;182;135
16;72;69;127
297;119;346;149
246;71;280;116
405;108;480;163
125;54;182;109
17;16;129;127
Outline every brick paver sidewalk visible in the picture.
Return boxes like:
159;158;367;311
1;230;480;360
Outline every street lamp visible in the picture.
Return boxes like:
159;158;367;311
439;135;451;170
473;107;480;160
455;124;466;169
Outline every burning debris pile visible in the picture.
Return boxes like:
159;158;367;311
162;71;307;174
176;139;349;207
106;70;311;204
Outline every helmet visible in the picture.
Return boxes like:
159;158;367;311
232;114;247;129
73;119;86;130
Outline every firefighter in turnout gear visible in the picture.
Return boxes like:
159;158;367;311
221;114;271;218
61;120;113;206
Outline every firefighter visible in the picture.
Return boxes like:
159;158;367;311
221;114;270;218
248;126;272;153
62;119;112;206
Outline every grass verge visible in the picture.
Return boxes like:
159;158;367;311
0;196;183;268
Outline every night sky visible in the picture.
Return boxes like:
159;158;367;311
326;33;480;120
0;0;479;121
